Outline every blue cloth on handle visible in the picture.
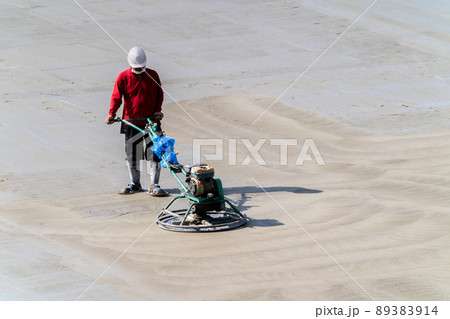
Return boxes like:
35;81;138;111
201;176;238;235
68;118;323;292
151;136;179;167
151;136;175;157
161;151;179;168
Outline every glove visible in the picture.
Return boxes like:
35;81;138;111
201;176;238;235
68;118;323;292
105;115;115;124
154;112;164;120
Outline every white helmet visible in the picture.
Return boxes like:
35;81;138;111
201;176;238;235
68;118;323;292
127;47;147;68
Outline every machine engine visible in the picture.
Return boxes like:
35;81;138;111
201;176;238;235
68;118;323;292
186;164;216;198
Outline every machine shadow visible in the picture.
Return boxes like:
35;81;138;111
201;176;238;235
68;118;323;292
160;185;322;229
224;186;322;229
245;218;285;228
224;186;323;195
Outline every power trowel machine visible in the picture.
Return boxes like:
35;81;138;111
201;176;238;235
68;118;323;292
114;117;247;232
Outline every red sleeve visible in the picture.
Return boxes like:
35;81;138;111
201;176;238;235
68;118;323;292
153;72;164;113
109;73;124;117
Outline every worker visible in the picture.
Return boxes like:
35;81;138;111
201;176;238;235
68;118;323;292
105;47;167;196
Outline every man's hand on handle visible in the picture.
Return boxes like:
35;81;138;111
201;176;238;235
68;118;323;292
105;115;115;125
154;112;164;121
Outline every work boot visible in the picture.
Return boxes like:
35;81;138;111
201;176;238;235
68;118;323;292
118;182;143;195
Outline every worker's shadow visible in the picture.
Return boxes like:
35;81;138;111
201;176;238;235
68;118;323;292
223;186;323;228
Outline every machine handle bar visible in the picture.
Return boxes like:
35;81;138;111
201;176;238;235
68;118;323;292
113;117;156;122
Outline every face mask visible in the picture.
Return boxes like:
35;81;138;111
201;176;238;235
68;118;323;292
132;68;145;74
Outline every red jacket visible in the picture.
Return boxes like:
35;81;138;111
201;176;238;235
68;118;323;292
109;68;164;127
